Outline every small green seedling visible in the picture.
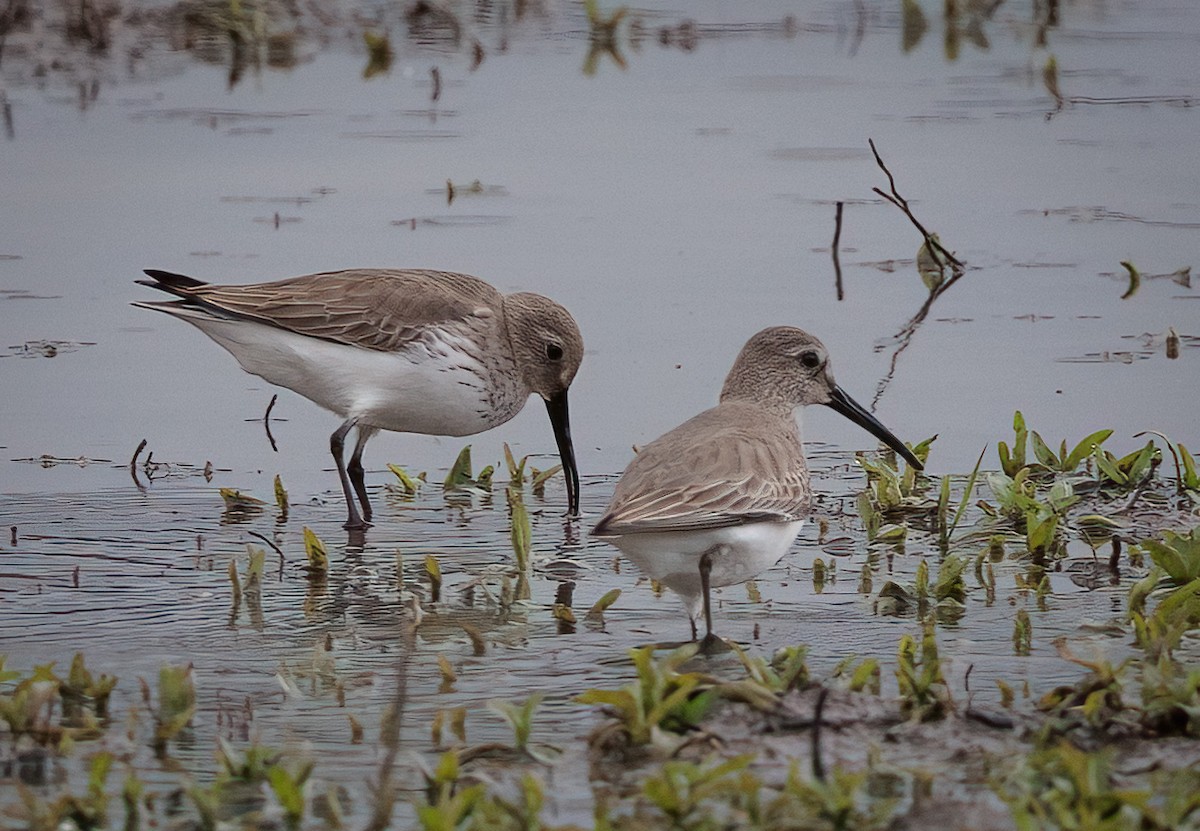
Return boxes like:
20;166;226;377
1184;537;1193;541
147;663;196;757
273;474;288;517
1140;526;1200;587
443;445;476;490
577;645;715;750
219;488;265;510
386;463;426;495
585;588;621;623
1013;609;1032;656
830;655;882;694
895;616;953;721
641;755;756;828
1093;440;1159;491
302;526;328;572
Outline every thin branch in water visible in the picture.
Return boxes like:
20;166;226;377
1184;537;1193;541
832;201;846;301
247;530;283;559
868;138;964;272
811;686;828;782
130;438;148;491
264;394;279;452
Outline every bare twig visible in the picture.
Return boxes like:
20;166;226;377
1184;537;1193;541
264;394;278;452
868;138;964;272
832;201;845;301
811;686;828;782
130;438;148;491
247;530;283;558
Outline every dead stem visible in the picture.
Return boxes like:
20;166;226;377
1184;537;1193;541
868;138;964;273
811;686;828;781
263;394;278;452
130;438;148;491
832;201;845;301
247;530;284;561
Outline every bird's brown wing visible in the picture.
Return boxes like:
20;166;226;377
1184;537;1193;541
593;404;811;536
142;268;502;352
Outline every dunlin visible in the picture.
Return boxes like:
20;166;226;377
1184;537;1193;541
593;326;921;647
135;268;583;529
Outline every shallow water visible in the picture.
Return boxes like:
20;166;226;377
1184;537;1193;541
1;448;1144;824
1;0;1198;825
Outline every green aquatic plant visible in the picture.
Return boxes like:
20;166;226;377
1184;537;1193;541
486;693;559;763
386;462;426;495
1139;526;1200;587
1130;578;1200;660
997;411;1111;479
993;742;1160;831
273;473;288;517
59;652;117;726
719;644;810;709
464;773;559;831
507;487;533;601
302;526;328;572
219;487;265;510
936;447;985;550
577;645;715;749
362;30;392;79
1093;440;1159;492
414;751;487;831
1013;609;1032;656
502;442;563;496
1138;651;1200;737
895;615;953;721
146;663;196;757
1134;431;1200;498
829;655;882;694
856;435;934;514
12;751;113;831
443;445;479;491
585;588;621;623
0;662;63;745
764;761;900;831
641;755;757;829
1036;641;1133;732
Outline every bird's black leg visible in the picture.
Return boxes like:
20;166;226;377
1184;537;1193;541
347;426;377;523
698;548;720;652
331;418;367;530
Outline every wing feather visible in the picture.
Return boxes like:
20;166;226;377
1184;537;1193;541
145;269;502;353
594;402;811;536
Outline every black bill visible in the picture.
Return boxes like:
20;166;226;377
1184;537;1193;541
825;386;923;471
545;390;581;516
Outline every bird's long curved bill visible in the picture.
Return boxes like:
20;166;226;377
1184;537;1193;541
544;391;581;516
826;386;923;471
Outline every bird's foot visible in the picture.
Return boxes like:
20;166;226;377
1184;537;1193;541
697;633;734;656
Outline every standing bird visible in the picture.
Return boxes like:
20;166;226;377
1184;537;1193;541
135;268;583;529
593;326;921;647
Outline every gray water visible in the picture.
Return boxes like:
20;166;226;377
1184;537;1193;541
1;0;1198;825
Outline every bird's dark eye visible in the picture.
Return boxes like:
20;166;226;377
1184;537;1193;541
800;350;821;369
546;343;564;361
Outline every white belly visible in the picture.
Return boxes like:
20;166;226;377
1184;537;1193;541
608;520;805;601
185;316;526;436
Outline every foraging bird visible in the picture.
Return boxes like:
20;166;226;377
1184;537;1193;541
135;268;583;529
593;326;922;647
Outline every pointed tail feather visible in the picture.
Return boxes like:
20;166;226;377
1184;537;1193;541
136;269;207;297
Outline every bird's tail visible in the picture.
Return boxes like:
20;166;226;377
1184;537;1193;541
135;269;207;298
